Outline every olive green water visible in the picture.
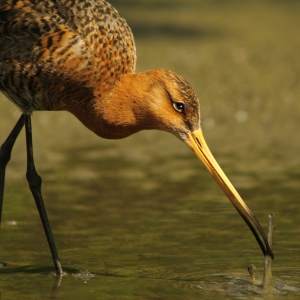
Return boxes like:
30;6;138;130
1;0;300;299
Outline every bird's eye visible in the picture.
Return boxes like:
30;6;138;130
173;102;185;113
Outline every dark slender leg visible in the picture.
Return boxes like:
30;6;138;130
0;115;26;224
24;114;64;276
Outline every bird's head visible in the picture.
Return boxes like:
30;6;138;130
97;69;201;141
134;69;201;141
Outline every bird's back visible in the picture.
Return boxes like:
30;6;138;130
0;0;136;112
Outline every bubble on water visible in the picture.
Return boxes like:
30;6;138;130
235;110;249;123
72;270;96;282
203;118;215;129
6;220;17;226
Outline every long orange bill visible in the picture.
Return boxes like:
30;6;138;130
185;127;274;259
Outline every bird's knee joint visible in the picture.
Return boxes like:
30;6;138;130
26;170;42;188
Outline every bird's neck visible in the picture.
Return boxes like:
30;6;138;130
68;71;161;139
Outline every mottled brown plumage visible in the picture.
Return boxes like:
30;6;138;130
0;0;273;275
0;0;200;141
0;0;136;111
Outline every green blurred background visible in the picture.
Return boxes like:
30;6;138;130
1;0;300;299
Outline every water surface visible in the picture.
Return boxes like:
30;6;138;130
1;0;300;299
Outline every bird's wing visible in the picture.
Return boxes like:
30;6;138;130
0;0;136;110
0;0;136;71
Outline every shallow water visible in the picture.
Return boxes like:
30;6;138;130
1;0;300;299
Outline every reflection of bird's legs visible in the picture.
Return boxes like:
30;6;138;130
50;273;63;298
0;114;26;224
24;114;64;276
